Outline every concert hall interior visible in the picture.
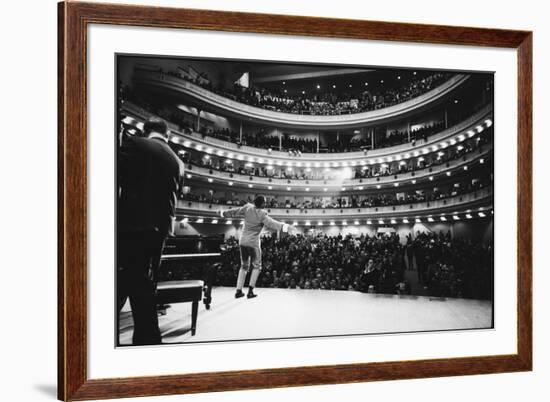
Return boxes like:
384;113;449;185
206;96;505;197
117;55;494;346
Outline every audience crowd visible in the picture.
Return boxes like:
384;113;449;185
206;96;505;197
180;175;491;209
182;131;490;182
206;231;493;300
171;69;452;116
202;122;446;153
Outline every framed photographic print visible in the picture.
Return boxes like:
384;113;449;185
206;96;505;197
58;1;532;400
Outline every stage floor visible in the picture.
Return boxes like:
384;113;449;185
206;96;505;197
118;287;493;345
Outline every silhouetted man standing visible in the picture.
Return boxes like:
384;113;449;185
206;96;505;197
117;117;184;345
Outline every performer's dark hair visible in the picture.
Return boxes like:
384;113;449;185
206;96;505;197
143;117;168;138
254;195;265;208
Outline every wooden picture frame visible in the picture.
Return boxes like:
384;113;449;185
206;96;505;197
58;1;532;400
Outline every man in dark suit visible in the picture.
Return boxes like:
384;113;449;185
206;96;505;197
117;117;184;345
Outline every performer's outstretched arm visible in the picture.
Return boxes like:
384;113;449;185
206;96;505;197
261;214;285;232
220;205;247;218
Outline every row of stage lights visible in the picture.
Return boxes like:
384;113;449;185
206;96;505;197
171;119;492;168
180;210;491;226
193;147;482;170
186;159;484;191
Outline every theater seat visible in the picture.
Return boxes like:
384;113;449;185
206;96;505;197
156;280;204;336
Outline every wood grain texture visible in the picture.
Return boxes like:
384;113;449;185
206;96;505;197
516;33;533;370
58;1;533;400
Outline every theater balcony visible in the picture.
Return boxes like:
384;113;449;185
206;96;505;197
121;100;493;164
133;69;470;130
183;146;491;191
176;185;493;222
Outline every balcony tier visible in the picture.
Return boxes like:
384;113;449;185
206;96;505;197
177;186;493;221
184;147;491;192
122;101;492;164
134;70;470;129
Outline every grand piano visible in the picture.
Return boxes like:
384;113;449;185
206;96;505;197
156;235;224;335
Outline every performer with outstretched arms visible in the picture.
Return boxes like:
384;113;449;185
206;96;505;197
219;196;294;299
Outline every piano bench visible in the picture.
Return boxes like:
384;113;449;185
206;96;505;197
156;280;204;336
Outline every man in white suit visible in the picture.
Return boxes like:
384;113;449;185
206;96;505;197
220;195;294;298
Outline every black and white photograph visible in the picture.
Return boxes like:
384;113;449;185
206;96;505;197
116;55;494;347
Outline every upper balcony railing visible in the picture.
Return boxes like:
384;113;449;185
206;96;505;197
177;185;493;220
184;146;491;190
122;101;493;164
133;70;470;129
